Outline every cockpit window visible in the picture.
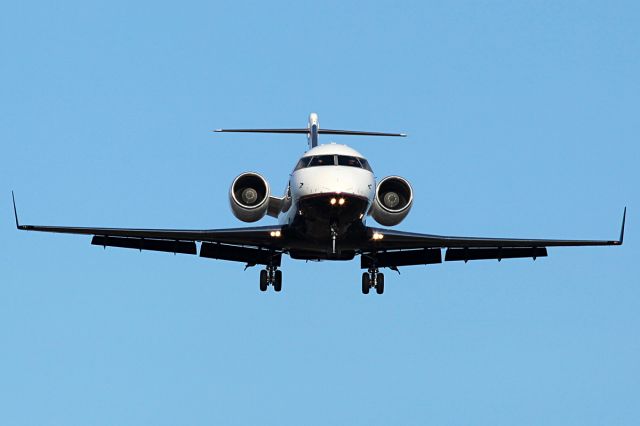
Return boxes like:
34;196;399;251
308;155;336;167
358;157;373;172
293;154;373;172
294;156;311;171
337;155;361;168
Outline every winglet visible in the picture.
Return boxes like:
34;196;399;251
11;191;20;228
618;207;626;245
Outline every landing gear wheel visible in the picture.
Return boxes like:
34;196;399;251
376;273;385;295
259;270;268;292
362;272;371;294
273;270;282;292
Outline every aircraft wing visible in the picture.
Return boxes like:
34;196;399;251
360;209;625;267
16;222;287;266
15;222;283;246
13;193;286;266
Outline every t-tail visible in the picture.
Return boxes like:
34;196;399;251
308;112;319;148
214;113;406;149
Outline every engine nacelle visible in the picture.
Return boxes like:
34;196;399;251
229;172;271;222
370;176;413;226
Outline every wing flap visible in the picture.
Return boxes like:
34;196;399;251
200;243;281;266
91;236;197;255
361;248;442;269
445;247;547;262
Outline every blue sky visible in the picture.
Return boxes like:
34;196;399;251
1;1;638;424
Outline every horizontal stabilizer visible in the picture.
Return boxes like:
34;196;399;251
215;128;309;134
214;128;406;137
320;129;406;137
214;113;406;149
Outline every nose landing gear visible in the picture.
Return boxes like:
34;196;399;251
330;221;339;254
361;267;384;295
259;265;282;292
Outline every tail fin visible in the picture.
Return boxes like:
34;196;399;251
214;113;406;149
308;112;319;148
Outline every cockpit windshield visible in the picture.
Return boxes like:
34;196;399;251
293;155;373;173
337;155;361;167
293;157;311;171
357;157;373;172
308;155;335;167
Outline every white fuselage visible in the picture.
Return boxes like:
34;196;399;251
279;143;376;226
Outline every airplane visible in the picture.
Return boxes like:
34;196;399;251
13;113;626;294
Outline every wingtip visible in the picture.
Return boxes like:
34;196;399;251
11;190;19;228
619;206;626;244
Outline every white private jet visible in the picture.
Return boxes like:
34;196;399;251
13;113;625;294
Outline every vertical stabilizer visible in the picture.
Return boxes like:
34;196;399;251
308;113;319;148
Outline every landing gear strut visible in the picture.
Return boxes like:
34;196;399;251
259;265;282;292
361;267;384;295
330;222;338;254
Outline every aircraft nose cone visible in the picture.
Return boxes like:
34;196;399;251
328;175;354;194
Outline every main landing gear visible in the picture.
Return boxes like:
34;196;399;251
260;266;282;292
362;267;384;295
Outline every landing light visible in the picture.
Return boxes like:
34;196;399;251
330;198;337;205
372;232;384;240
270;230;282;238
338;198;345;205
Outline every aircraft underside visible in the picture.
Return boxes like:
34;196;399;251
287;193;369;261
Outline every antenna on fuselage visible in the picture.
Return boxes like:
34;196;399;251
213;113;406;149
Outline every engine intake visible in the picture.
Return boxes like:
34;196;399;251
370;176;413;226
229;172;270;222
